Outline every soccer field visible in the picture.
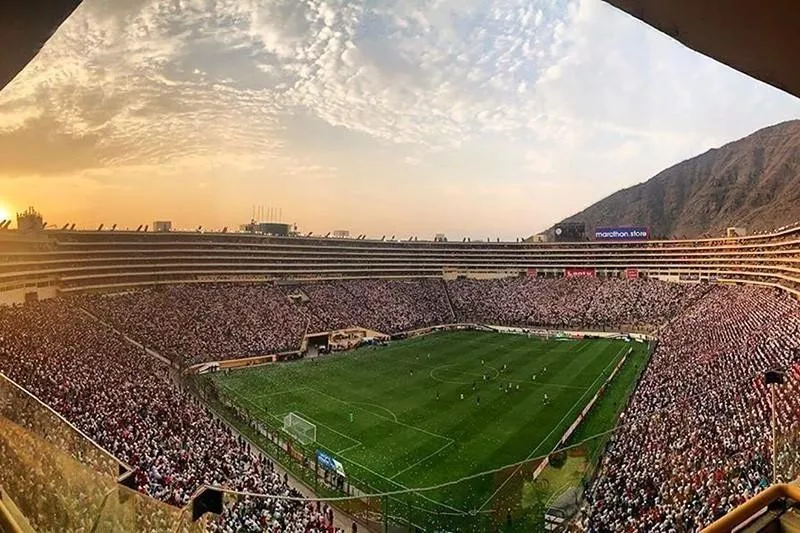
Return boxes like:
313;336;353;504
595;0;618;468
209;330;646;530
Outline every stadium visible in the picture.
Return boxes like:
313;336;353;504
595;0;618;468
3;1;800;533
3;216;800;532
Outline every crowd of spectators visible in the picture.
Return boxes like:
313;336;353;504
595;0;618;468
80;278;707;366
82;284;309;365
5;277;800;531
81;280;454;365
301;279;453;334
447;277;709;330
583;285;800;531
0;300;337;532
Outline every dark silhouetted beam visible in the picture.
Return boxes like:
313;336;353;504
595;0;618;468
604;0;800;99
0;1;83;92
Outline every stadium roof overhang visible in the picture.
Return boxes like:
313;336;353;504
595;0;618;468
603;0;800;99
0;1;799;99
0;1;83;92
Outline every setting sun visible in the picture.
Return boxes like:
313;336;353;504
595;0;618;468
0;204;12;223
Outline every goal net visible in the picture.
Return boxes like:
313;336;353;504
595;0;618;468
283;412;317;445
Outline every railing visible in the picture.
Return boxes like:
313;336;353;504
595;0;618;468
0;373;206;532
701;483;800;532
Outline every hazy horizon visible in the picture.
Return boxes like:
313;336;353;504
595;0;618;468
1;0;799;240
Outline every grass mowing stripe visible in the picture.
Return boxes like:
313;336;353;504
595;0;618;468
475;344;627;512
305;385;452;443
209;331;639;525
389;440;456;480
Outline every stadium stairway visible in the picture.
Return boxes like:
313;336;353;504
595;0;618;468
441;280;457;322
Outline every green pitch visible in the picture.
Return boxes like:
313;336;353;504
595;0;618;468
210;331;645;529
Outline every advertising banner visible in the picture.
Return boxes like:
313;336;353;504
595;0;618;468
594;227;649;240
526;268;537;277
565;267;596;278
316;450;346;477
625;268;639;280
317;450;336;471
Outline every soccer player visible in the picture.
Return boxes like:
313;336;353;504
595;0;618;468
543;393;550;405
472;381;476;391
349;412;354;423
460;393;464;400
436;391;440;400
532;374;537;381
476;396;480;406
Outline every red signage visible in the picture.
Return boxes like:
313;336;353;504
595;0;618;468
526;268;538;277
625;268;639;280
565;267;596;278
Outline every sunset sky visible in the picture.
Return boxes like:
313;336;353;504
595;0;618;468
1;0;799;239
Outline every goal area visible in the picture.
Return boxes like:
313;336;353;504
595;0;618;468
283;412;317;445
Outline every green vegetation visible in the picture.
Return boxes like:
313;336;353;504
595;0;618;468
208;331;647;531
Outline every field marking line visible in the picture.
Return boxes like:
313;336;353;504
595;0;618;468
304;386;451;444
476;345;627;512
219;380;460;511
250;387;310;400
428;362;500;385
312;439;467;515
503;378;589;390
276;409;362;449
218;381;363;450
334;442;363;455
216;381;287;427
389;439;456;481
348;401;399;422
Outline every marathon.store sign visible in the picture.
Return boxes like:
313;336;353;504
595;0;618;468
594;226;649;240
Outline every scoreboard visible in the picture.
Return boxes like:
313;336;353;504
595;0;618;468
553;222;586;242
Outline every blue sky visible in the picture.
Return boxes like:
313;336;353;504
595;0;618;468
0;0;798;238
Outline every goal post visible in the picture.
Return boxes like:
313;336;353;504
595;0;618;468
283;412;317;445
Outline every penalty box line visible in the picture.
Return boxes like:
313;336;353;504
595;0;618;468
218;383;363;454
303;386;466;509
216;383;466;514
304;385;453;445
277;410;362;454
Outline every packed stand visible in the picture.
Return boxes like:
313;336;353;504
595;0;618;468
0;300;333;532
4;280;800;530
81;280;454;365
583;285;800;531
302;278;453;334
447;277;708;329
82;284;308;366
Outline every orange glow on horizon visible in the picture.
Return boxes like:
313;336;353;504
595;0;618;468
0;203;12;223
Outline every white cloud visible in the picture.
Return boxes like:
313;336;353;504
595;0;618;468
0;0;798;237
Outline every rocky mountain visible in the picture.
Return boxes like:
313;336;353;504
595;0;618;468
549;120;800;239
